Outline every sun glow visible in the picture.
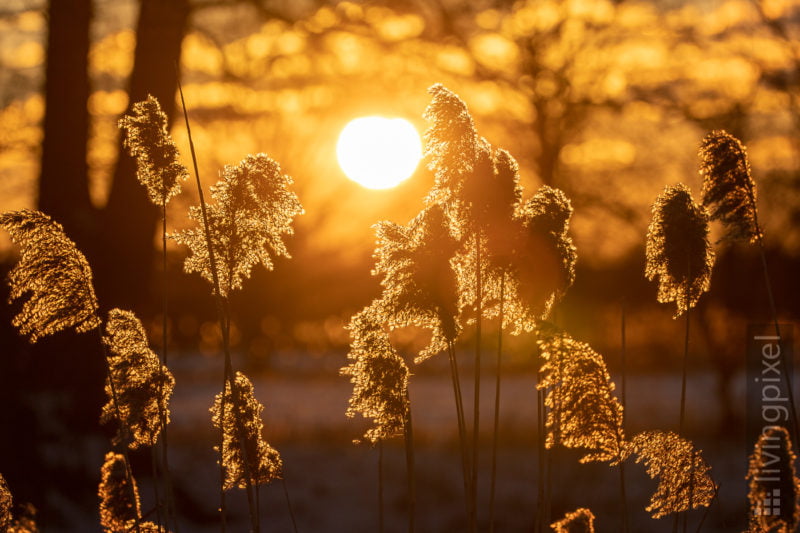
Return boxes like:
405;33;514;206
337;116;422;189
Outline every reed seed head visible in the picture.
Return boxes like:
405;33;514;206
98;452;141;532
699;130;761;243
645;184;714;317
537;327;625;464
626;430;716;518
550;507;595;532
423;84;478;197
0;209;100;342
119;95;188;206
373;204;460;362
514;186;577;320
174;153;303;298
210;372;283;490
341;304;410;443
747;426;800;532
101;309;175;449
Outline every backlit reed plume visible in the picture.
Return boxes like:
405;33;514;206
99;452;143;533
341;304;410;443
119;95;188;205
747;426;800;532
174;153;303;297
423;83;478;219
536;327;626;464
550;507;596;533
645;184;714;317
0;209;100;342
626;430;715;518
699;130;760;243
372;204;460;363
513;186;577;323
101;309;175;449
210;371;283;490
0;473;11;530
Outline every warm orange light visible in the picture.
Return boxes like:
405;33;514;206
336;116;422;190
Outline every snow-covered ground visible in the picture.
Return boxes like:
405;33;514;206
152;360;757;532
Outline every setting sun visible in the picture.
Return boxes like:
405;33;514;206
336;116;422;190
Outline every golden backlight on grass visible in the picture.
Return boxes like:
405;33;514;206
336;116;422;190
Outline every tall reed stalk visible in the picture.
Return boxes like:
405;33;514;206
447;340;472;523
488;272;505;533
470;230;482;533
177;80;259;533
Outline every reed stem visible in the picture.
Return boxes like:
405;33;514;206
447;341;472;523
178;78;259;533
488;272;505;533
470;231;482;533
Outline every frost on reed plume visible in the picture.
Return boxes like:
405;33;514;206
626;430;715;518
0;209;100;342
372;205;460;362
550;507;595;533
645;184;714;317
98;452;166;533
747;426;800;532
101;309;175;449
536;327;625;464
118;95;188;206
210;372;283;490
341;305;410;443
174;153;303;297
699;130;761;243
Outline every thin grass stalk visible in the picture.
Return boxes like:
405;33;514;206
619;303;629;533
178;79;259;532
149;444;163;530
404;388;416;533
99;329;142;533
488;272;505;533
159;200;179;533
378;440;384;533
756;236;800;446
743;172;800;447
447;340;472;522
470;230;483;533
535;355;545;533
281;476;299;533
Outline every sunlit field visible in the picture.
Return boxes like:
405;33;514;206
1;0;800;532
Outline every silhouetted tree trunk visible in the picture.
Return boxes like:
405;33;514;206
100;0;190;312
37;0;96;251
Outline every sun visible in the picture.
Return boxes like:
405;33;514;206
337;116;422;190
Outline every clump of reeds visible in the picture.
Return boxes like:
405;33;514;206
0;209;100;342
747;426;800;532
550;507;595;532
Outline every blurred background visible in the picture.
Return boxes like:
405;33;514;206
0;0;799;530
